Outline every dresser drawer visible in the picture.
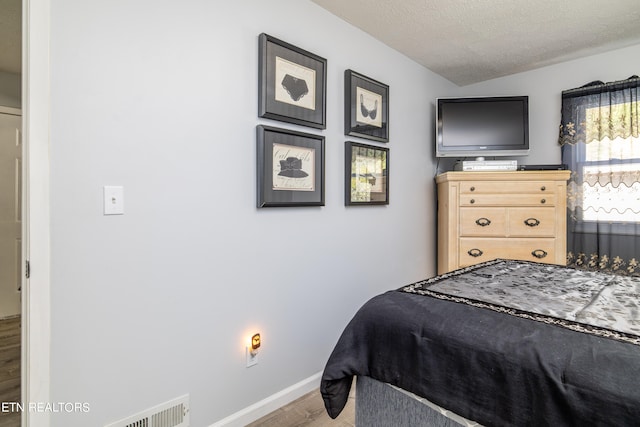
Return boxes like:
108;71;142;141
460;207;556;237
459;238;556;267
460;207;507;236
459;193;555;207
459;180;556;194
508;207;556;237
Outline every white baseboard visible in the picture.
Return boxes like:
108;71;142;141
209;371;322;427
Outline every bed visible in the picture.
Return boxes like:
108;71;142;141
320;259;640;426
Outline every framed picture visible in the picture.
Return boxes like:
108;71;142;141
259;33;327;129
345;141;389;205
257;125;325;207
344;70;389;142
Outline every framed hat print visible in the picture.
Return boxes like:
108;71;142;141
257;125;325;207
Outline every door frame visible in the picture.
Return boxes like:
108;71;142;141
22;0;51;426
0;105;22;320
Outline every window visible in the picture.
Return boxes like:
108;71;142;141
580;104;640;222
559;76;640;274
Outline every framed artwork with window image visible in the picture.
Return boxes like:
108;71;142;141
345;141;389;206
345;70;389;142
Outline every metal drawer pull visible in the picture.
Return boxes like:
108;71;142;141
540;199;546;204
468;248;483;257
531;249;548;259
524;218;540;227
541;186;546;191
470;199;475;204
476;217;491;227
470;186;475;191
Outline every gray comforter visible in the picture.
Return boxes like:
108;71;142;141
321;260;640;426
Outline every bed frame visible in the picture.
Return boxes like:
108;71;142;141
356;376;479;427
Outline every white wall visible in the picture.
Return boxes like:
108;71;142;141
48;1;454;425
48;2;640;424
460;43;640;165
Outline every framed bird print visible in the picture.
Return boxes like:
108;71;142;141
345;70;389;142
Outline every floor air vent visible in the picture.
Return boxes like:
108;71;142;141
105;394;189;427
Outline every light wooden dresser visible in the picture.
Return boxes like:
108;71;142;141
436;170;571;274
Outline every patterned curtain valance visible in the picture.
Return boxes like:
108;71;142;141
581;168;640;187
567;179;640;216
559;76;640;147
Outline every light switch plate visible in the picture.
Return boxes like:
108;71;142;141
103;186;124;215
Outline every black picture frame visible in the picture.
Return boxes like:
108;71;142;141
259;33;327;129
257;125;325;208
345;141;389;206
345;70;389;142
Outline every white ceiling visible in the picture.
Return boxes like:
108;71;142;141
311;0;640;86
3;1;640;83
0;0;21;74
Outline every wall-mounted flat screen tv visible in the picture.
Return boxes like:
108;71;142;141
436;96;529;159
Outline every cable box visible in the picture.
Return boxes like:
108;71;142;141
517;164;568;171
455;160;518;171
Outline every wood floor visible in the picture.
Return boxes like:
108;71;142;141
0;316;21;427
246;385;355;427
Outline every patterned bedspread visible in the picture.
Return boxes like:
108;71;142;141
321;260;640;426
402;259;640;345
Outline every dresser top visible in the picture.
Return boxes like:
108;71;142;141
436;170;571;184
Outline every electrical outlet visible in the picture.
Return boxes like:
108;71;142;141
246;347;258;367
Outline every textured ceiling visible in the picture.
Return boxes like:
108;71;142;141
0;0;21;74
311;0;640;86
3;1;640;82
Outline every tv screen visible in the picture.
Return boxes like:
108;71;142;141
436;96;529;158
